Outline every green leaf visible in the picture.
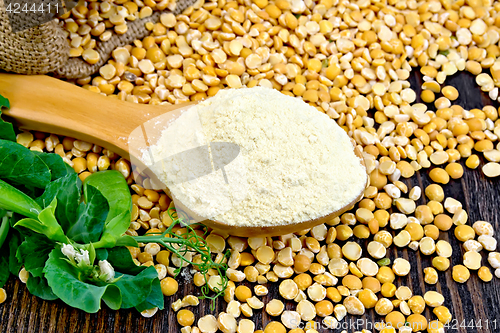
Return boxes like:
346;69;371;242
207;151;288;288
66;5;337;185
0;140;51;188
113;267;159;309
0;95;9;109
43;246;161;313
14;198;69;243
44;248;122;313
0;215;10;287
377;258;391;266
84;171;132;248
0;242;9;288
115;235;139;248
95;249;108;261
36;173;82;233
26;275;59;301
87;242;96;267
101;284;122;310
1;213;20;287
16;234;55;277
0;179;41;219
0;214;10;249
14;218;46;236
36;153;74;181
12;184;39;201
107;247;145;275
135;278;164;312
0;95;16;142
0;126;12;142
67;185;109;244
8;229;22;275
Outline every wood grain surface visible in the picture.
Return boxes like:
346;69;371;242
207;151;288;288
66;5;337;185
1;70;500;333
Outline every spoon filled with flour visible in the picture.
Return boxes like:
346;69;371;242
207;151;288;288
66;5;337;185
140;87;367;236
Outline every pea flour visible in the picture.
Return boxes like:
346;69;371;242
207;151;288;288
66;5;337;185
144;87;366;227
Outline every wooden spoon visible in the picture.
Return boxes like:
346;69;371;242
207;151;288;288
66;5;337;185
0;73;367;237
0;74;195;160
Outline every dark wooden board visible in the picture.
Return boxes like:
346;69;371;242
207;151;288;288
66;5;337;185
1;70;500;333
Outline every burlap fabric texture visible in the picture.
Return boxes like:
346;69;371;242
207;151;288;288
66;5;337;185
0;0;196;79
0;0;70;75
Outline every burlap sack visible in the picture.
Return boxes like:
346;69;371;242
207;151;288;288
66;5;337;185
0;0;70;75
0;0;196;79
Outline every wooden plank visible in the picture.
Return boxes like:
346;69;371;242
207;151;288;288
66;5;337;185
0;71;499;333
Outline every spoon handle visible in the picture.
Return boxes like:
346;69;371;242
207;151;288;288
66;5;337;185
0;74;187;158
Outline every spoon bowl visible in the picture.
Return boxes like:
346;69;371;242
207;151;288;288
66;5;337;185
0;73;367;237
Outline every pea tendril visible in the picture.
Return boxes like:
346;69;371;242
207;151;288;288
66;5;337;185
133;207;229;310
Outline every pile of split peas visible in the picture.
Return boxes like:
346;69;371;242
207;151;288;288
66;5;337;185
3;0;500;332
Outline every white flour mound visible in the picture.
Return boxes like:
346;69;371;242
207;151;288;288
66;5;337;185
145;87;366;227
